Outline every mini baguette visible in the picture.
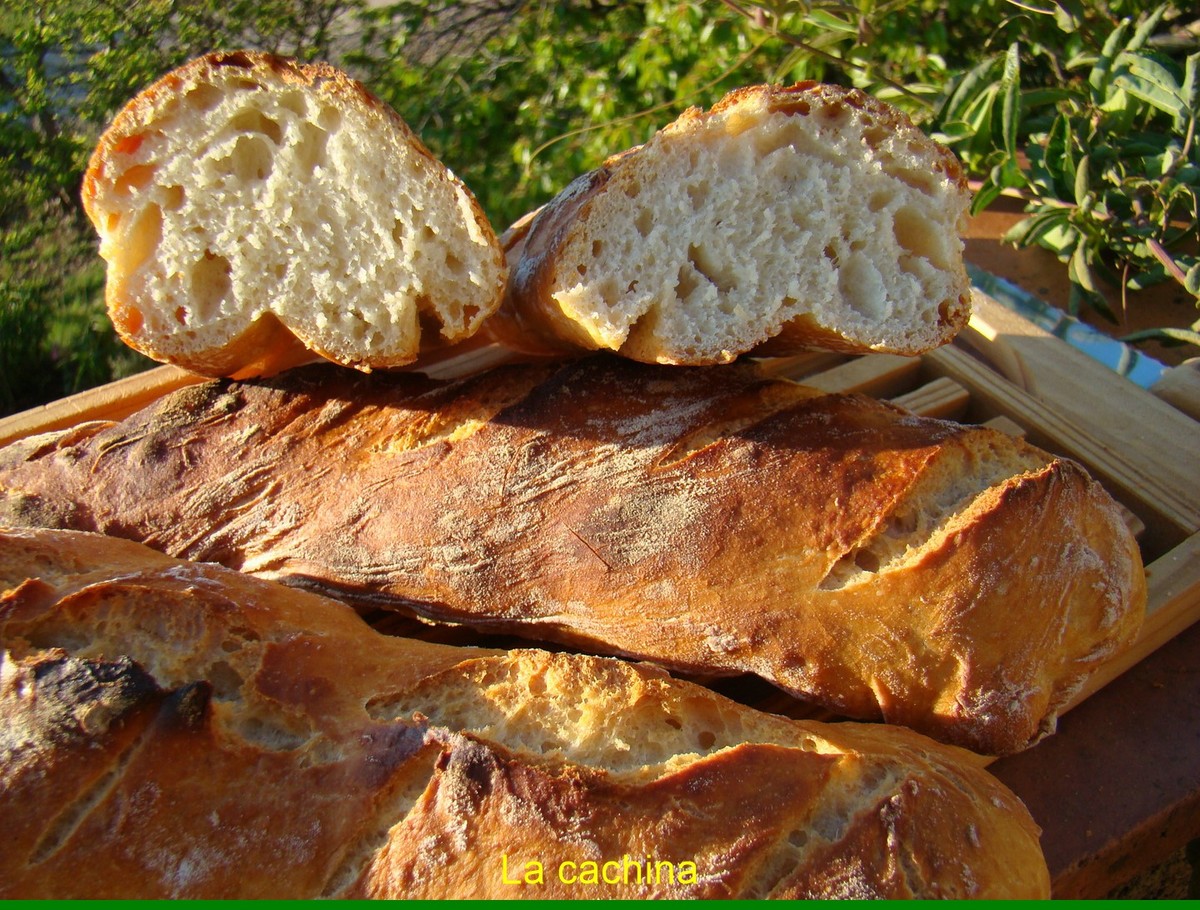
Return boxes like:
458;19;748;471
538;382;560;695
0;357;1145;756
0;527;1050;898
488;82;972;364
82;51;507;377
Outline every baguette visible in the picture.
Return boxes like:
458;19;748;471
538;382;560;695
487;82;972;364
81;51;507;377
0;357;1144;756
0;526;1050;898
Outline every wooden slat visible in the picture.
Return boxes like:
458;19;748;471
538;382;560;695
0;365;202;448
924;342;1195;558
755;351;847;381
981;414;1028;437
890;377;970;420
952;291;1200;543
797;353;922;397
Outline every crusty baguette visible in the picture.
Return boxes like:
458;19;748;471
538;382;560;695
487;82;972;364
0;357;1144;756
81;51;507;377
0;526;1050;898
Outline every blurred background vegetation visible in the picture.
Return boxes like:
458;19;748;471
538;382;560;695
1;0;1196;416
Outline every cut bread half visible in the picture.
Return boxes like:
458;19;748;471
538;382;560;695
496;82;973;364
82;51;507;377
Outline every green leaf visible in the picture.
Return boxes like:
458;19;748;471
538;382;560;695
1186;260;1200;298
1003;208;1071;247
1073;153;1090;206
1000;42;1021;162
1070;243;1098;293
803;9;858;35
937;55;1000;126
1183;52;1199;112
969;178;1004;217
1121;326;1200;346
1089;17;1130;99
1112;53;1186;123
1126;7;1167;54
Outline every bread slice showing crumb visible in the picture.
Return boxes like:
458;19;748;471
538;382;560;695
83;50;507;377
501;82;972;364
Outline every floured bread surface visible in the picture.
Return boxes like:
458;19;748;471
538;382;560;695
505;82;972;363
0;357;1146;756
0;527;1049;899
82;51;507;376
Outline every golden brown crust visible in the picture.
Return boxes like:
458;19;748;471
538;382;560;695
0;357;1145;755
0;527;1048;898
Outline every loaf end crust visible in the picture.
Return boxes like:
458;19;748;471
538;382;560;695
82;51;507;377
495;82;972;364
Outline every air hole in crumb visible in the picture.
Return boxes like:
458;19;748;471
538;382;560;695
423;225;438;241
318;105;342;131
113;304;144;335
185;83;223;112
634;209;654;237
444;251;466;276
867;191;891;213
576;264;587;277
228;109;283;144
122;203;162;274
391;219;407;249
686;181;710;210
113;133;147;156
862;125;888;150
174;306;188;325
161;185;185;210
675;263;701;301
791;99;811;116
821;101;846;124
822;244;839;267
854;549;881;573
893;206;944;265
114;164;156;195
216;134;274;182
591;239;604;259
208;660;245;700
697;730;717;750
296;122;329;172
623;178;640;198
191;250;233;321
231;78;263;92
664;716;682;730
788;830;809;848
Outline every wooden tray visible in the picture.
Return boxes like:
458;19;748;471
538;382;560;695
3;288;1199;894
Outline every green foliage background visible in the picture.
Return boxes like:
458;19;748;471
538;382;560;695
1;0;1195;416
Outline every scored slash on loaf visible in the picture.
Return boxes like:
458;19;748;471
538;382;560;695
0;527;1051;899
81;51;507;378
0;356;1146;756
484;82;973;365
